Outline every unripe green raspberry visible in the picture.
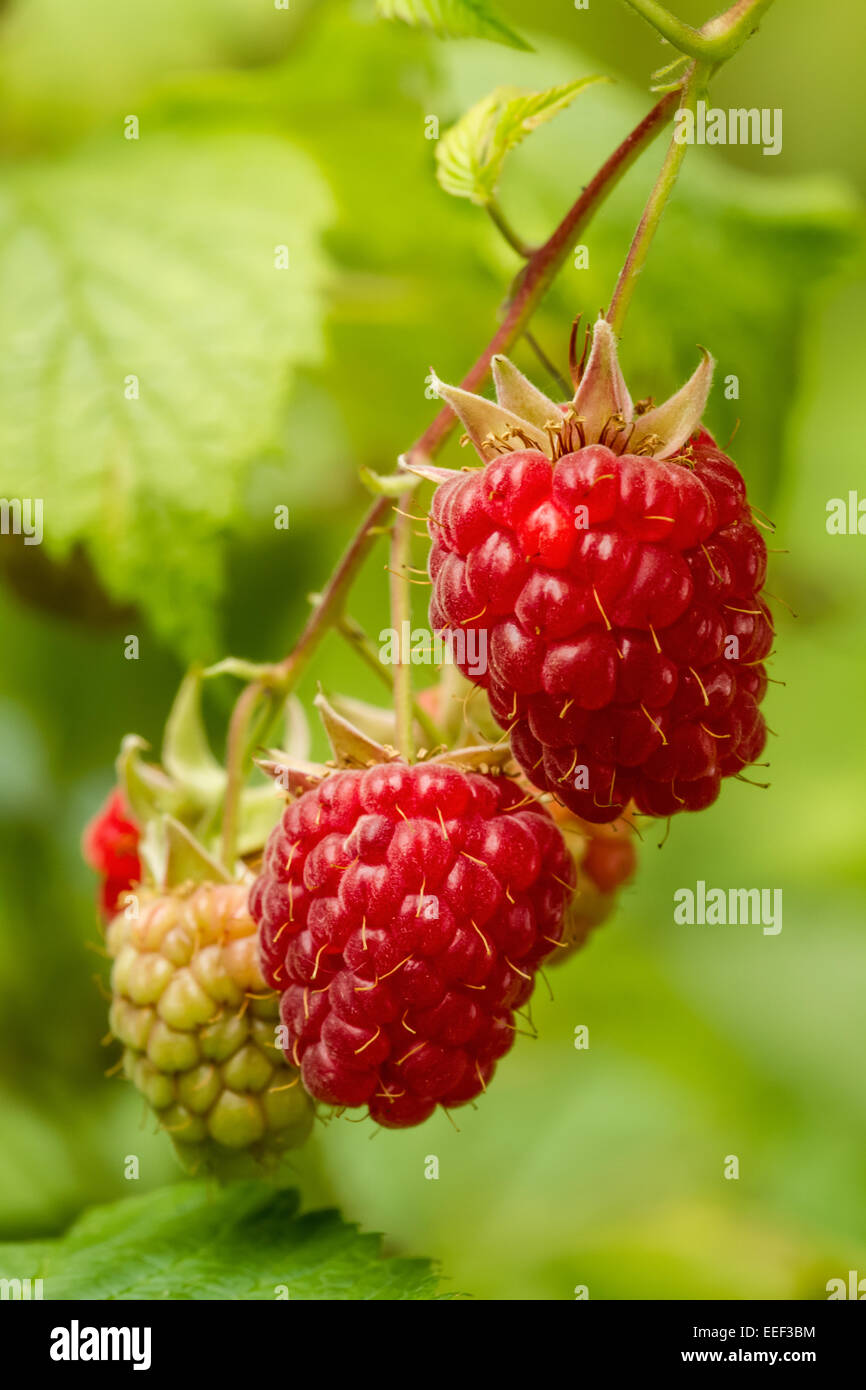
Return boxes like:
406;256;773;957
107;881;314;1174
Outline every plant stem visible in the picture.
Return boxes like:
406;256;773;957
335;614;442;748
221;681;267;867
606;66;704;336
621;0;718;58
620;0;776;63
699;0;778;58
388;494;414;760
486;199;534;258
524;331;570;397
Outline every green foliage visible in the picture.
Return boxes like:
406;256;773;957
0;131;331;658
435;78;607;204
376;0;530;52
0;0;301;144
0;1182;443;1299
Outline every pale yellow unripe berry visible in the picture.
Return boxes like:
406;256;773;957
107;881;313;1174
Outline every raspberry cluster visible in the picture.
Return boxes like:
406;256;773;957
429;429;771;822
250;763;574;1128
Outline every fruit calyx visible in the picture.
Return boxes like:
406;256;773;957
257;690;517;796
429;318;714;466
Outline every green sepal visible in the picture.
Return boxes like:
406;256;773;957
429;742;514;773
254;754;327;796
161;669;228;802
573;319;633;431
314;690;398;768
161;816;233;889
629;347;714;458
430;372;550;458
324;693;399;746
491;355;560;428
398;454;457;484
283;694;312;761
202;657;282;685
359;466;421;497
235;784;288;857
116;735;187;827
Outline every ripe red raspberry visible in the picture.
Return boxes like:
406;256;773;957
82;789;142;919
427;324;772;823
549;804;637;958
249;762;574;1128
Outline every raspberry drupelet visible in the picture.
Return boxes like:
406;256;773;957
249;761;574;1128
426;321;772;824
82;788;142;919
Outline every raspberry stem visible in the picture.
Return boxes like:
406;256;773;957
607;0;775;335
606;0;783;336
334;613;442;748
523;332;570;398
621;0;776;64
606;63;706;336
486;198;534;258
222;680;267;868
482;208;580;398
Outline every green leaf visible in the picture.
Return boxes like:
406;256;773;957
376;0;531;52
0;1182;443;1299
0;131;332;658
435;78;608;205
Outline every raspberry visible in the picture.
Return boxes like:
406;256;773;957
550;805;637;958
428;323;772;823
249;762;574;1128
108;881;313;1172
83;789;142;920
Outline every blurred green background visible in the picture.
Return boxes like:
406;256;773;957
0;0;864;1299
